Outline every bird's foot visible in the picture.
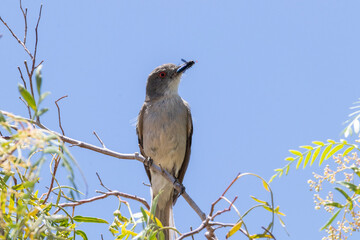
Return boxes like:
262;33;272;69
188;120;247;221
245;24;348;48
144;157;153;170
174;178;186;196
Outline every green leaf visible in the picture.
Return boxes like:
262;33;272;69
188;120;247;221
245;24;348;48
73;216;108;224
320;209;341;230
39;91;50;104
336;181;360;194
296;156;303;169
0;112;5;122
285;157;294;161
326;144;344;160
335;187;353;210
18;84;36;110
289;150;302;157
75;230;88;240
312;141;324;146
303;151;312;169
36;65;43;95
351;167;360;179
43;146;61;154
140;207;148;223
327;139;336;144
319;144;332;166
324;202;344;208
12;181;35;190
310;148;321;166
36;108;49;117
343;146;355;157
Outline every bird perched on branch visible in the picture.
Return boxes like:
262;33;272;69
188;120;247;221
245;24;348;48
136;59;195;239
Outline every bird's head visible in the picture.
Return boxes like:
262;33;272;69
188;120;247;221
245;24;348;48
145;60;194;101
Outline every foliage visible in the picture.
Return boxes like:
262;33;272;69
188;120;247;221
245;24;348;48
308;153;360;239
271;98;360;239
0;111;85;239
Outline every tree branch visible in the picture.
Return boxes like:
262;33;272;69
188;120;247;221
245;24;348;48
0;110;216;238
54;190;150;214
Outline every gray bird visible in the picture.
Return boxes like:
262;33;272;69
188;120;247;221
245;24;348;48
136;60;194;239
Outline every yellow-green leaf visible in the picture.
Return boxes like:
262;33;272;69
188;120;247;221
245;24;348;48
326;144;344;159
311;148;321;166
319;144;332;166
262;180;270;192
289;150;302;157
73;216;108;224
18;84;36;110
251;196;267;204
312;141;324;146
320;209;341;230
226;221;243;239
343;146;355;157
303;151;312;169
300;145;313;150
296;156;303;169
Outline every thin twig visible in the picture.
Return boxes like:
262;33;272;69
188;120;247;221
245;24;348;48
19;0;27;44
178;222;206;240
96;172;111;192
210;173;240;216
23;60;34;97
17;67;26;88
55;95;68;135
211;196;238;220
0;16;33;58
30;4;42;84
19;97;32;119
54;190;150;214
261;226;276;240
43;155;61;204
93;131;106;148
35;60;44;69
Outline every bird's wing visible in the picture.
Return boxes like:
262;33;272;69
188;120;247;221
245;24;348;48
136;103;151;182
177;102;193;185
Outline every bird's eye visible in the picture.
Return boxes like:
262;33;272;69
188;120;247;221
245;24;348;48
159;71;166;78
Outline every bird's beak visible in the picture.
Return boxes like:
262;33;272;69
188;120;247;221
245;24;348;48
177;59;195;74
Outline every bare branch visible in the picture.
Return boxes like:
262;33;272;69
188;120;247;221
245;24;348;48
23;60;35;97
211;196;238;220
96;172;111;192
30;4;42;84
17;66;26;88
55;95;68;135
93;131;106;148
54;190;150;214
210;173;240;216
19;0;27;44
43;155;61;204
178;222;206;240
35;60;44;69
0;16;33;58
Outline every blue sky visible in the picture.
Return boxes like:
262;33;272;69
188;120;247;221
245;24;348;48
1;1;360;239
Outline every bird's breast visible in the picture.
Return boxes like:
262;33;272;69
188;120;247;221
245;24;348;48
142;96;188;175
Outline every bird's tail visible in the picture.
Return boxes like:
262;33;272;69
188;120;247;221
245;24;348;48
154;190;175;240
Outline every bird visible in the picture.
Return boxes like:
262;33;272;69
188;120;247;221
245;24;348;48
136;60;195;239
